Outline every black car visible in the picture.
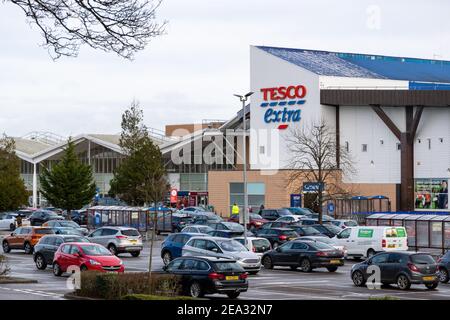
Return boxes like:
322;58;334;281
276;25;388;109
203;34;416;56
287;225;324;237
163;256;248;298
256;228;299;248
308;224;342;238
171;215;194;233
206;222;246;236
33;234;90;270
255;221;291;235
351;251;439;290
191;213;222;225
30;210;64;226
260;209;293;221
262;239;344;272
438;251;450;283
69;210;88;225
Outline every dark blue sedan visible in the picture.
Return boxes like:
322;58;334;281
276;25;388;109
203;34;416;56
160;232;206;265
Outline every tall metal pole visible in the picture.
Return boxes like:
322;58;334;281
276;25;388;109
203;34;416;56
242;97;248;247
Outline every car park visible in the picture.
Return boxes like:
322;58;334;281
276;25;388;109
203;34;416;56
42;220;89;236
261;239;345;272
53;242;124;276
228;213;268;230
87;226;143;257
286;225;323;237
160;232;207;265
298;236;347;257
256;227;299;248
0;212;17;231
181;225;214;234
29;210;65;226
260;209;294;221
351;252;439;290
33;234;90;270
171;214;194;232
437;251;450;283
334;226;408;259
2;227;54;254
331;219;358;229
163;256;248;298
234;237;272;256
182;236;261;274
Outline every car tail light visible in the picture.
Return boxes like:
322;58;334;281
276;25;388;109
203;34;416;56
316;251;328;257
116;235;127;240
239;273;248;280
408;263;419;272
381;239;386;248
208;273;225;280
279;235;287;241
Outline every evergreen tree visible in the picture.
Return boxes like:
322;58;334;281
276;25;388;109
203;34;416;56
40;138;96;217
0;134;29;211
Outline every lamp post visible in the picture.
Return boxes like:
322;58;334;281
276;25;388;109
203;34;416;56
234;92;253;247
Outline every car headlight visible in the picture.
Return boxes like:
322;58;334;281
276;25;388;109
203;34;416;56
89;259;101;265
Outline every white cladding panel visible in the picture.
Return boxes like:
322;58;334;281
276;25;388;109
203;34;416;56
319;76;409;90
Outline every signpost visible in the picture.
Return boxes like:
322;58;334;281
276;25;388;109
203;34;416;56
290;194;302;207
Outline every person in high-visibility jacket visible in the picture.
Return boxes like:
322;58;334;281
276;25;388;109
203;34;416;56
231;203;240;216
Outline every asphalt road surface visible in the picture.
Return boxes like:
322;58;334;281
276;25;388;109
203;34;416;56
1;233;450;300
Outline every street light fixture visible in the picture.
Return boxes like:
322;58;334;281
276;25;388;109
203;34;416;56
234;91;253;246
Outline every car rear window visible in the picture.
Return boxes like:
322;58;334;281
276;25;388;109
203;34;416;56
121;229;140;237
35;228;54;235
213;262;245;272
65;237;89;243
302;226;321;235
411;254;435;265
282;230;299;237
252;239;271;250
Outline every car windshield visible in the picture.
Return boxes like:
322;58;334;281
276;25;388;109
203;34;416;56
217;239;247;252
250;214;263;220
59;221;79;228
411;254;435;265
198;226;212;233
222;223;244;232
214;262;244;272
301;226;321;235
46;212;59;217
278;209;292;216
65;237;89;243
344;220;358;227
325;225;342;234
80;245;112;256
35;228;54;234
121;229;140;236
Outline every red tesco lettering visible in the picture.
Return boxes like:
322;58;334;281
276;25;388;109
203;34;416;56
260;85;307;101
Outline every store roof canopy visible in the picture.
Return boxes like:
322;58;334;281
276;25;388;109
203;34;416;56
258;46;450;84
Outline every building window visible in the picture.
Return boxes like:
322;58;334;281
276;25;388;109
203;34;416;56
427;138;431;150
345;141;349;152
229;182;265;215
415;179;448;210
362;144;368;152
396;143;401;151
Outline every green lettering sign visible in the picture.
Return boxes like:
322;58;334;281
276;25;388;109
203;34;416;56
358;229;374;238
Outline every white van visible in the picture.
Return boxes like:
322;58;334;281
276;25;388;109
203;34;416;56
333;226;408;259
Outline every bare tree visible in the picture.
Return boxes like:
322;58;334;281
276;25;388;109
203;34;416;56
285;119;356;224
6;0;167;59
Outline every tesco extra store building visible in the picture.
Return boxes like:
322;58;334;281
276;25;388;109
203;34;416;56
207;45;450;216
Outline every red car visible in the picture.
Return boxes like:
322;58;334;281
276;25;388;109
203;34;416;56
53;242;124;276
229;213;268;230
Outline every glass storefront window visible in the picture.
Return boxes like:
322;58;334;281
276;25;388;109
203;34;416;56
415;178;449;210
229;182;265;214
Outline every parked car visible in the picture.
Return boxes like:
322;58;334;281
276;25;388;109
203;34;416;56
298;236;347;256
331;219;358;229
30;210;64;226
171;214;194;233
33;234;90;270
163;256;248;298
286;225;324;237
260;209;294;221
309;224;343;238
437;251;450;283
177;207;208;214
275;215;304;224
182;236;261;274
207;222;247;237
87;226;143;257
334;226;408;259
68;210;88;225
234;237;272;257
256;228;299;248
181;225;214;234
191;213;223;225
262;239;344;272
0;212;17;231
53;242;125;276
42;220;89;236
283;207;310;216
207;230;235;238
160;232;207;265
228;213;268;230
254;221;292;235
351;252;439;290
296;218;334;226
2;227;54;254
303;213;335;221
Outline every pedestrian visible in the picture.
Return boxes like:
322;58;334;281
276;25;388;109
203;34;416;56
232;203;240;216
258;204;265;215
16;214;22;228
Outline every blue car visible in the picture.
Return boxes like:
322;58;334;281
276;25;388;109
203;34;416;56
160;232;206;265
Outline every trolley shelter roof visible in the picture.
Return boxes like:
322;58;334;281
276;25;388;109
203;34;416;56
367;213;450;222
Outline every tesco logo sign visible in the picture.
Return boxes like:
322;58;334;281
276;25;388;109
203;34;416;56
260;85;307;130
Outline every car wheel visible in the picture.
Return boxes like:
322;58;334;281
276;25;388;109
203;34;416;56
425;282;438;290
300;258;312;272
108;244;118;256
162;251;172;265
131;251;141;257
2;241;11;253
438;268;449;283
35;254;47;270
189;281;204;298
327;266;338;272
226;292;240;299
396;274;411;290
9;223;15;231
24;242;33;254
262;256;273;269
53;263;62;276
366;249;375;258
352;270;366;287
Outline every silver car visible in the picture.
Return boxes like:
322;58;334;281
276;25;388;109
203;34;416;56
182;236;261;274
88;226;143;257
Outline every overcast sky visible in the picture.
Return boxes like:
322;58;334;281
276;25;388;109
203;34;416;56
0;0;449;138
